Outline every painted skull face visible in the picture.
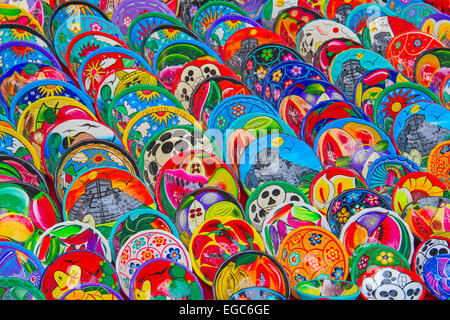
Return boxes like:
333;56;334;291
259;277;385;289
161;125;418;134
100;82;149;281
414;238;450;278
142;128;216;191
361;267;424;300
247;184;304;232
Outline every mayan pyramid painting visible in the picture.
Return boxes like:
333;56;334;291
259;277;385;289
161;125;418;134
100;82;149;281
67;178;145;225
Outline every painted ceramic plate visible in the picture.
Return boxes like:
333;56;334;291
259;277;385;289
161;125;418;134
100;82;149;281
65;31;128;79
78;47;152;99
0;127;40;170
313;118;397;177
105;84;183;138
0;154;49;193
242;43;303;97
428;141;450;189
391;171;450;216
171;58;238;111
0;181;61;248
108;207;178;263
138;125;220;193
353;68;412;122
127;11;184;54
53;138;140;204
329;48;394;100
296;19;361;65
189;217;265;286
277;225;349;299
192;0;248;41
399;2;441;29
0;24;54;56
115;229;191;297
62;166;156;238
122;105;203;161
326;187;392;237
189;75;251;126
141;24;201;68
350;242;411;285
245;180;308;233
413;47;450;99
324;0;374;25
152;39;222;91
10;79;93;126
274;6;324;48
230;287;286;300
263;202;330;257
366;154;422;202
155;150;240;221
358;265;425;300
391;101;450;170
385;31;445;79
313;38;364;78
373;83;441;136
401;197;450;241
206;94;278;151
0;4;45;35
33;221;111;268
213;250;290;300
94;68;162;122
222;26;287;74
339;208;415;262
294;279;360;300
240;133;323;195
0;276;45;300
309;167;368;216
345;3;394;36
60;283;123;300
41;118;123;179
420;13;450;47
175;187;245;247
300;99;370;147
129;258;203;300
40;249;119;300
205;14;261;55
361;15;418;57
422;253;450;300
0;242;44;288
262;60;328;108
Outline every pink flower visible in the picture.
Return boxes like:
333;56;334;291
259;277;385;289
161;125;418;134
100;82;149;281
90;22;103;32
283;53;295;61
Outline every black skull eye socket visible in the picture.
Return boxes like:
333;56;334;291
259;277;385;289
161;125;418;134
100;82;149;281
439;248;449;254
272;189;281;196
261;191;269;198
161;141;174;154
259;209;266;218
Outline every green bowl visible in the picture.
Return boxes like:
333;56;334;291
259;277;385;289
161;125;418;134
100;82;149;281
294;279;360;300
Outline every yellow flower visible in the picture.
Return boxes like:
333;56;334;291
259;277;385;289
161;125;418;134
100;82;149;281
376;251;394;265
256;66;267;80
272;69;283;82
338;207;350;224
70;22;82;35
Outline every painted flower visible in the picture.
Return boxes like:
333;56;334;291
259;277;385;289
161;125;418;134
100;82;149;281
365;194;380;206
246;59;254;72
332;267;344;280
129;262;141;275
351;204;364;214
309;233;322;246
397;64;404;72
376;251;394;265
289;251;301;267
140;248;155;261
440;145;450;154
325;247;341;263
28;271;41;286
124;16;132;27
132;237;146;250
289;65;303;77
413;39;422;47
358;255;369;270
273;88;281;101
232;104;246;117
294;273;306;282
318;273;330;280
272;69;283;82
90;22;103;32
166;247;181;261
254;82;262;93
217;116;226;129
332;200;342;214
152;236;167;247
283;53;295;61
261;48;274;61
283;79;293;89
121;250;130;265
305;254;321;270
395;41;402;49
70;22;82;35
265;85;271;99
256;65;267;80
345;191;363;203
281;249;288;261
337;207;350;224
